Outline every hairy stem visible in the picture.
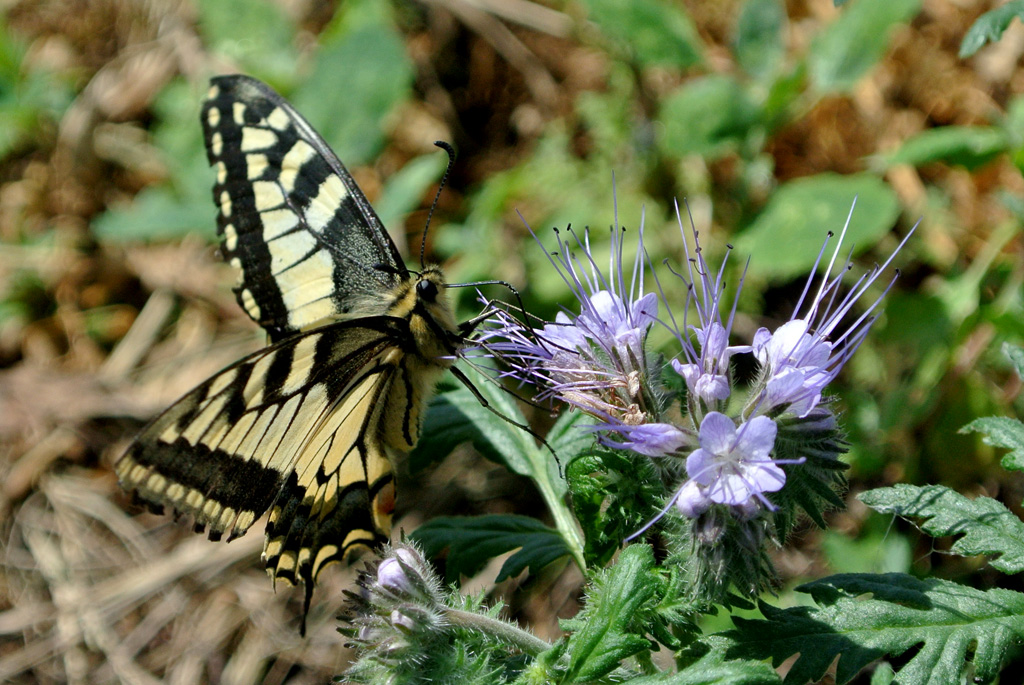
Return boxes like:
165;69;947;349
445;608;551;656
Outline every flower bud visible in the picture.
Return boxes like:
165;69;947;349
377;548;420;595
369;544;443;609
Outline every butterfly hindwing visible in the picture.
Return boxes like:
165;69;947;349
202;74;407;341
116;317;407;550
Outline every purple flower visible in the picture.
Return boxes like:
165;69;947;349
672;323;749;403
685;412;784;508
482;197;910;540
657;205;750;408
749;203;914;418
481;221;661;424
600;422;691;457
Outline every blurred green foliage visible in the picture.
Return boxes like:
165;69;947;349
0;18;71;161
959;1;1024;58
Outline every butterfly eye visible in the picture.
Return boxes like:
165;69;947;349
416;279;438;302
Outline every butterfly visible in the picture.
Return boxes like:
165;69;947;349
116;74;480;629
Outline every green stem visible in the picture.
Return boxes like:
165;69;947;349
536;477;587;573
445;608;550;656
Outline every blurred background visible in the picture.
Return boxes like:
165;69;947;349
0;0;1021;681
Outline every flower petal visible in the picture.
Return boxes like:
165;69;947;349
734;415;777;459
698;412;736;455
614;423;689;456
675;480;712;517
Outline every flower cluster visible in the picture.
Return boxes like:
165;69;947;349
481;202;911;598
341;544;551;682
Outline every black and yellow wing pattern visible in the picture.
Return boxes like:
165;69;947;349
116;75;462;628
200;75;407;341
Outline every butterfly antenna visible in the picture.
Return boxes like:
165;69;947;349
421;141;456;269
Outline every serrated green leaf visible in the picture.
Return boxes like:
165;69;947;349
884;126;1007;169
564;545;657;682
961;416;1024;473
292;25;413;166
959;1;1024;58
735;174;900;280
734;0;785;82
657;76;761;159
808;0;921;93
724;573;1024;684
630;648;781;683
411;514;568;582
1004;342;1024;379
582;0;702;68
859;484;1024;574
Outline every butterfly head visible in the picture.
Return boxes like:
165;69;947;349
384;266;460;361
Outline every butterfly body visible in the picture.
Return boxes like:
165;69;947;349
116;75;462;605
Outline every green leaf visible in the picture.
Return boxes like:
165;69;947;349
822;521;912;575
91;181;215;242
869;662;895;685
1004;342;1024;379
959;1;1024;58
413;377;585;570
292;25;413;165
547;410;599;465
1006;95;1024;175
563;545;658;682
859;484;1024;574
567;448;663;568
884;126;1008;170
961;416;1024;473
734;0;786;82
723;574;1024;684
413;380;562;493
808;0;921;93
629;649;780;684
411;514;568;582
657;76;762;159
582;0;702;68
735;174;900;280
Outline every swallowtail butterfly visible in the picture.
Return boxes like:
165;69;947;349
117;74;473;630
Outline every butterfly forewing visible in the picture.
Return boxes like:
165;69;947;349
202;75;406;341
